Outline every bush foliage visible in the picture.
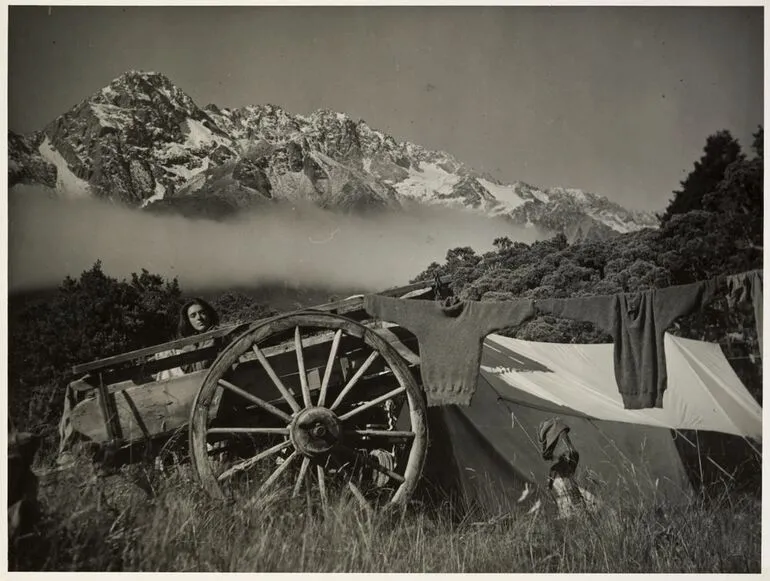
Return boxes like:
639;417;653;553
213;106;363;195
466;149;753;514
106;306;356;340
8;262;273;449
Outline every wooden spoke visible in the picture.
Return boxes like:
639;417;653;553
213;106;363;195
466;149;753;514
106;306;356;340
218;379;292;423
338;386;406;422
344;429;415;440
246;450;299;508
317;329;343;408
295;326;312;408
251;344;301;413
316;464;329;516
210;383;226;419
207;427;290;436
217;440;291;482
330;351;380;411
293;457;311;498
347;481;372;513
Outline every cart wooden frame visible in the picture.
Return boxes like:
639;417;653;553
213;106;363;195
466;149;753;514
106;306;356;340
64;278;447;512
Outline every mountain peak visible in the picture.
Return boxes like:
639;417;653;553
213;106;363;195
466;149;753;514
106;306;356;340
94;70;191;106
119;69;164;79
112;70;175;86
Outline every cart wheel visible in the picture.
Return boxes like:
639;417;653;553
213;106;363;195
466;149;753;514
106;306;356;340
189;311;428;514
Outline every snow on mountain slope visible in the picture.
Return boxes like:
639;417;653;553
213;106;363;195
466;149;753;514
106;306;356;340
182;118;231;149
392;161;461;201
38;137;92;197
90;102;134;129
476;178;527;210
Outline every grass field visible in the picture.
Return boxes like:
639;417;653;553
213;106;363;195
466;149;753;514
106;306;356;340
9;451;761;573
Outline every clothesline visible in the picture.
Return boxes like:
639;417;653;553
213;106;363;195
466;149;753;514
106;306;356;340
368;269;762;413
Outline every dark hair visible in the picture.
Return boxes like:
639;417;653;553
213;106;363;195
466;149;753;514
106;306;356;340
177;297;220;338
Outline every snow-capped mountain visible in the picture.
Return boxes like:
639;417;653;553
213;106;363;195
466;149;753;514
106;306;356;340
9;70;659;239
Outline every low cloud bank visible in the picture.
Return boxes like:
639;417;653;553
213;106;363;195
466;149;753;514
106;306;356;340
9;187;546;294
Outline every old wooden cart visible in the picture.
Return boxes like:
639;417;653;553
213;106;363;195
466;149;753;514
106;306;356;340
64;278;448;512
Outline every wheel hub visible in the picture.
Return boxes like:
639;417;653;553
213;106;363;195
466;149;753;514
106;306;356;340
290;407;342;457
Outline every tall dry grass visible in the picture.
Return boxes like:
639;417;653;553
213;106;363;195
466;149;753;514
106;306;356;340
10;451;760;573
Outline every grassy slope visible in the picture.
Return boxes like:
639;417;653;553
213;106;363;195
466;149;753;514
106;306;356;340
11;455;761;573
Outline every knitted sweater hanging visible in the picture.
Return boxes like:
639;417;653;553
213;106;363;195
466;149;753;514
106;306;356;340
364;296;536;406
537;279;717;409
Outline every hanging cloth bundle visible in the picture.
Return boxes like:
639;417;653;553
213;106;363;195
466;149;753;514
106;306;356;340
538;418;587;518
725;269;763;356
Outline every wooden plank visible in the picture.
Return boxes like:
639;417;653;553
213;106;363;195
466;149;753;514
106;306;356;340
71;345;220;392
69;371;207;445
99;372;123;445
71;323;250;375
102;346;221;386
70;276;446;376
96;374;118;442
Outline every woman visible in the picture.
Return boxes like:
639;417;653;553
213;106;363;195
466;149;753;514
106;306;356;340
177;297;220;338
176;298;221;373
154;298;221;379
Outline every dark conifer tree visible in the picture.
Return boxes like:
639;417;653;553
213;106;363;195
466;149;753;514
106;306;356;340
660;130;744;223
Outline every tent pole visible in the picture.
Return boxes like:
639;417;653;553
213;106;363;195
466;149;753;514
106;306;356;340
706;456;735;481
742;436;762;458
695;430;704;489
674;429;734;482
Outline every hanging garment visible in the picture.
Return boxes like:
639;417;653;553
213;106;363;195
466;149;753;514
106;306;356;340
537;279;718;409
726;269;763;356
364;296;535;406
537;418;592;519
538;417;571;460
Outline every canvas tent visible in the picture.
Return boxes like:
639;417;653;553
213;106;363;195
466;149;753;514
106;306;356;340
415;332;762;518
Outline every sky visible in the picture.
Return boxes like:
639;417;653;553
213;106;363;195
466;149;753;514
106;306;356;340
7;5;764;213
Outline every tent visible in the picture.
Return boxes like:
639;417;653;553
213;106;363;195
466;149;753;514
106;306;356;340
415;332;762;518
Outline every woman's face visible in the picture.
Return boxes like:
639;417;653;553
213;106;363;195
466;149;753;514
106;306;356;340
187;303;211;333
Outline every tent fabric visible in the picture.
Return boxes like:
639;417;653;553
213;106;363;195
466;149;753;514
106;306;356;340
480;333;762;441
418;372;692;518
